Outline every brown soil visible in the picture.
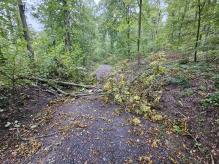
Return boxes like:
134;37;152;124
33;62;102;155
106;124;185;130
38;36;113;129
159;70;219;161
0;86;56;129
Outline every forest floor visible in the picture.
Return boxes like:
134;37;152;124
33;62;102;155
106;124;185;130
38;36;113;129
0;53;218;163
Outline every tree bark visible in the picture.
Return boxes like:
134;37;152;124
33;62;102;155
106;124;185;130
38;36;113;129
17;0;34;61
194;0;205;62
194;0;201;62
63;0;72;53
28;77;99;97
137;0;142;65
26;77;95;89
127;5;131;57
155;0;161;39
110;32;114;52
178;1;188;42
0;46;3;63
170;12;175;43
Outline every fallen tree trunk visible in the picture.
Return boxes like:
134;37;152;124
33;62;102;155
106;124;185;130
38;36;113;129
17;76;102;97
51;84;71;96
27;77;94;89
52;86;103;98
56;81;94;89
25;77;102;98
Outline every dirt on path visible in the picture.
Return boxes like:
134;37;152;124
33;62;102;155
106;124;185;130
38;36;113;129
95;64;112;81
17;95;172;164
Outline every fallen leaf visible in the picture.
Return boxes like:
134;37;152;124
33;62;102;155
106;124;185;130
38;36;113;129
30;125;38;129
5;122;11;128
131;117;141;126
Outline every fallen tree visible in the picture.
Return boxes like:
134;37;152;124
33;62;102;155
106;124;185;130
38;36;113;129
28;77;94;89
49;85;103;98
22;77;102;98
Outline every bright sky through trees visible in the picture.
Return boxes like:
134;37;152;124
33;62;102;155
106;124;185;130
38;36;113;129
26;0;101;31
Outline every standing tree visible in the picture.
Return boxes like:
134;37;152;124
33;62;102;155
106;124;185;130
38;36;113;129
127;5;131;57
63;0;72;53
194;0;206;62
17;0;35;61
137;0;142;64
123;1;132;57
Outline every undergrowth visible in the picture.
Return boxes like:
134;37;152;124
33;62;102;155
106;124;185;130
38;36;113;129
103;52;167;122
201;92;219;108
103;51;218;140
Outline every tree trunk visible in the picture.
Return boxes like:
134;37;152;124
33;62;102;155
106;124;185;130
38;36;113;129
110;32;114;53
178;1;188;43
63;0;72;53
194;0;204;62
127;5;131;57
155;0;161;39
22;77;95;89
137;0;142;65
170;12;175;43
17;0;34;61
0;46;4;64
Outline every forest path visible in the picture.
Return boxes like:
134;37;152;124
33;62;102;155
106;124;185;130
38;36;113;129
20;64;172;163
95;64;112;80
2;63;206;163
23;95;170;164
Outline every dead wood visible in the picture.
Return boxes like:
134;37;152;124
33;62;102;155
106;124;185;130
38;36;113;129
28;77;94;89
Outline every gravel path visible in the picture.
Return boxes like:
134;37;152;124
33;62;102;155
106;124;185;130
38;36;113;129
23;96;171;164
95;64;112;81
18;65;173;163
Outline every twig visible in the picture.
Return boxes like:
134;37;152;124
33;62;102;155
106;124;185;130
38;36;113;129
211;154;215;164
21;132;59;141
44;89;57;95
175;108;187;118
75;92;104;97
51;85;70;96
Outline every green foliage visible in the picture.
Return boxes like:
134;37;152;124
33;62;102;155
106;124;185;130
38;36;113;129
180;88;194;97
213;74;219;89
34;0;98;78
0;95;8;109
172;125;182;134
178;58;189;65
201;92;219;108
131;117;141;126
165;0;218;61
138;103;151;115
103;52;167;122
167;75;190;88
0;0;100;96
0;0;218;95
171;119;188;135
